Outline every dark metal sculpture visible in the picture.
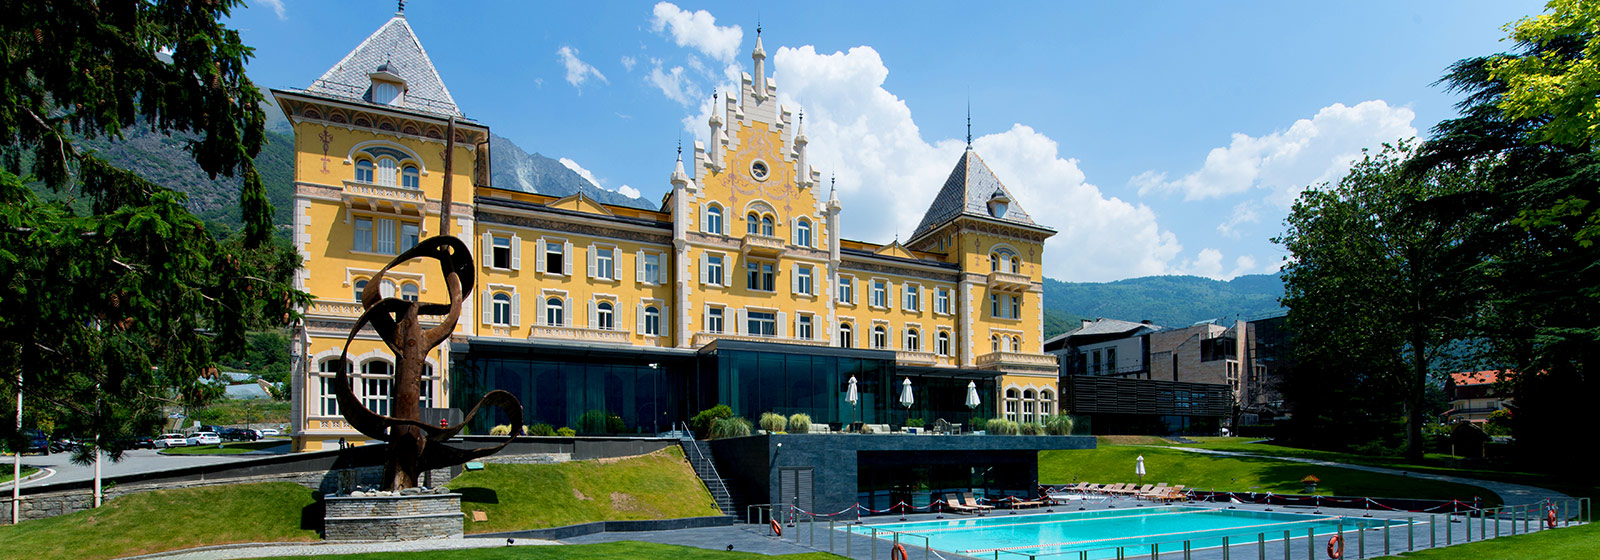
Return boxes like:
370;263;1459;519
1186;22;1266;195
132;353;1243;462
334;235;522;491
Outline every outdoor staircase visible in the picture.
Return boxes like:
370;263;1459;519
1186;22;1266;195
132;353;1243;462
679;435;736;516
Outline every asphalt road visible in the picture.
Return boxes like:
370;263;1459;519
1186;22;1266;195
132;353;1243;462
2;447;260;490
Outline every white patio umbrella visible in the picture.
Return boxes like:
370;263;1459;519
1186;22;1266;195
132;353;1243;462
845;376;859;428
899;378;914;429
1136;454;1147;484
965;381;981;409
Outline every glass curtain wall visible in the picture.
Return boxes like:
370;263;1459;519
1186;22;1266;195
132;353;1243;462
450;356;688;435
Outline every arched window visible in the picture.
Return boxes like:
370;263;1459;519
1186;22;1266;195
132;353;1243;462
1039;390;1055;418
839;323;854;348
936;332;951;356
1004;388;1020;422
355;160;375;183
1011;256;1022;274
401;165;420;189
596;301;615;330
747;212;761;235
706;205;724;234
795;219;812;247
990;252;1001;272
400;283;419;302
906;328;920;352
872;325;888;349
492;293;511;325
545;297;564;326
990;334;1000;353
375;157;398;187
371;82;400;105
361;361;392;416
1011;336;1023;353
644;306;661;335
761;215;775;236
1022;389;1037;424
353;278;369;302
318;358;351;416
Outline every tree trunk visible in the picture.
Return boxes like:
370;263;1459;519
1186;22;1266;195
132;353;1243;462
1404;327;1427;460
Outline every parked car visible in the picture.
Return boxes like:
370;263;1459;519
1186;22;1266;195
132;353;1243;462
24;430;49;455
49;437;82;454
221;428;260;442
130;435;156;449
153;433;188;448
259;428;281;437
185;431;221;446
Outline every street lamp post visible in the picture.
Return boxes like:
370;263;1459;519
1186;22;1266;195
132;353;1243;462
12;372;21;523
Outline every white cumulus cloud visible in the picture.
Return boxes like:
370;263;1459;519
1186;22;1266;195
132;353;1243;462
650;2;744;63
559;158;602;187
1216;201;1261;239
1136;100;1416;204
557;46;608;89
617;185;642;199
620;55;637;72
259;0;286;20
648;60;698;106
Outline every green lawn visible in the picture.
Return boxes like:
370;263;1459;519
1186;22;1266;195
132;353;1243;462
453;446;723;534
162;439;290;455
0;481;320;560
257;541;844;560
0;467;38;483
1040;446;1500;504
1376;522;1600;559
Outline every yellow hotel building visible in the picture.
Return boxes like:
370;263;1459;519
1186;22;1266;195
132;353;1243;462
279;11;1058;451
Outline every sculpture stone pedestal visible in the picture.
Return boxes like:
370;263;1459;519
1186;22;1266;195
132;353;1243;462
324;493;463;541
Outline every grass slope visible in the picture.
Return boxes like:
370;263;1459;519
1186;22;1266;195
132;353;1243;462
163;439;289;455
453;447;722;534
1;467;38;483
1376;522;1600;559
260;541;843;560
1040;446;1499;504
0;481;319;560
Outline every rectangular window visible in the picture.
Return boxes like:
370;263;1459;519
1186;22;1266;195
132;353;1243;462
361;377;390;416
797;314;813;340
545;241;564;274
707;306;725;333
418;379;434;409
1092;350;1102;374
838;276;854;304
797;266;813;295
320;377;341;416
990;294;1001;317
872;280;887;307
491;236;511;269
746;261;775;292
707;254;724;286
353;218;373;253
1010;295;1021;319
747;310;776;337
904;284;920;311
400;222;420;252
935;288;949;314
936;332;950;356
644;253;661;283
374;217;396;254
595;248;615;280
1107;347;1117;372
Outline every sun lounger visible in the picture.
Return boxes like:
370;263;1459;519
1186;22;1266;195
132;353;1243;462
962;493;995;511
1097;483;1124;495
1127;484;1155;497
944;497;979;514
1006;496;1044;509
1137;483;1168;500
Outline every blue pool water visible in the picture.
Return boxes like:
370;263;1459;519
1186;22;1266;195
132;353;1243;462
845;506;1397;557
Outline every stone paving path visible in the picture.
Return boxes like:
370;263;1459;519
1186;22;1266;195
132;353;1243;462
1170;446;1573;506
127;536;559;560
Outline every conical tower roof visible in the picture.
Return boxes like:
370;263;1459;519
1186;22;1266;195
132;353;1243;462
305;13;463;118
908;149;1048;242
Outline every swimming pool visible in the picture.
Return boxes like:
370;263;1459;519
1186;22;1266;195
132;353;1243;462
844;506;1398;557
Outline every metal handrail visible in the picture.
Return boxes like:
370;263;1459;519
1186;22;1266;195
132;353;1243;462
680;422;731;513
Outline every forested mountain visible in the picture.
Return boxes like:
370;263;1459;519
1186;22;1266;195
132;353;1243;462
488;133;657;210
1041;273;1285;338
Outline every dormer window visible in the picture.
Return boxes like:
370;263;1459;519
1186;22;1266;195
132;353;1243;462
369;61;406;106
988;191;1011;219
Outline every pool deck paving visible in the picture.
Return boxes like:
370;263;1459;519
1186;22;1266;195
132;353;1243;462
124;536;560;560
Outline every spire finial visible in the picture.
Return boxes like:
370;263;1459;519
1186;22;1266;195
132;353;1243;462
397;0;405;14
966;99;972;149
677;138;682;158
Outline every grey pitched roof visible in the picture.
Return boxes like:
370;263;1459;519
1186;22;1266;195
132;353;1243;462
304;14;463;118
909;148;1047;242
1074;318;1166;337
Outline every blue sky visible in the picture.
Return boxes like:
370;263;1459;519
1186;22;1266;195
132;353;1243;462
232;1;1546;282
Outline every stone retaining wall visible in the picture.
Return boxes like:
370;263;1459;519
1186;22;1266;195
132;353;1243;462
324;493;463;540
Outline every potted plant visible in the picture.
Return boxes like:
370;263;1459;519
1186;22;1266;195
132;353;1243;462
1300;475;1321;494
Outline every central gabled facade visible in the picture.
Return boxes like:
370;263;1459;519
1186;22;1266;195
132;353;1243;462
282;15;1059;451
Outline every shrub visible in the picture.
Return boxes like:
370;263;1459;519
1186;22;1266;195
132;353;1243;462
907;418;925;428
690;405;734;439
488;424;513;436
556;427;576;437
1043;414;1075;436
986;419;1018;435
578;410;625;434
969;418;988;432
787;413;812;433
1019;422;1044;436
759;412;787;433
710;417;752;439
528;423;556;437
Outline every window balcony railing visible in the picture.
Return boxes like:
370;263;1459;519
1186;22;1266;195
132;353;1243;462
976;351;1059;373
529;324;632;345
987;270;1033;293
692;331;828;348
741;233;787;258
307;298;365;318
895;351;939;366
342;179;427;214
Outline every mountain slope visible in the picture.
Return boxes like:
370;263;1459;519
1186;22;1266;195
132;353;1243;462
489;133;657;210
1042;273;1284;337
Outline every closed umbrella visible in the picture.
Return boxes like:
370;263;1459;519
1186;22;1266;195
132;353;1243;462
899;378;914;429
1136;455;1147;485
965;381;981;409
845;376;859;429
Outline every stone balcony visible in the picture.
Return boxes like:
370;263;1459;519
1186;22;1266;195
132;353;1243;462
740;233;787;258
895;351;939;366
976;351;1059;374
342;180;427;215
307;299;364;318
692;331;828;348
529;324;632;345
987;270;1033;293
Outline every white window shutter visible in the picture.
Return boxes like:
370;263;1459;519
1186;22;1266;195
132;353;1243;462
563;241;573;274
777;312;787;338
702;306;709;332
511;235;522;270
699;203;707;233
662;305;670;337
637;304;646;333
636;250;646;283
479;290;491;325
481;233;492;267
587;245;597;279
534;237;546;274
698;257;706;286
510;293;521;326
887;282;895;310
657;256;668;284
790;264;799;294
537;297;547;326
588;301;597;328
737;308;748;335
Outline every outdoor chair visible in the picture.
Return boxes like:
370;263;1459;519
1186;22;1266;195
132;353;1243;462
1099;483;1126;495
961;493;995;511
1137;483;1168;500
1128;484;1156;497
1007;496;1044;509
944;497;978;515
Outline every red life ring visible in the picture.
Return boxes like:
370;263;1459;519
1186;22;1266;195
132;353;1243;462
1547;508;1558;528
1326;535;1344;559
770;518;782;536
892;543;910;560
